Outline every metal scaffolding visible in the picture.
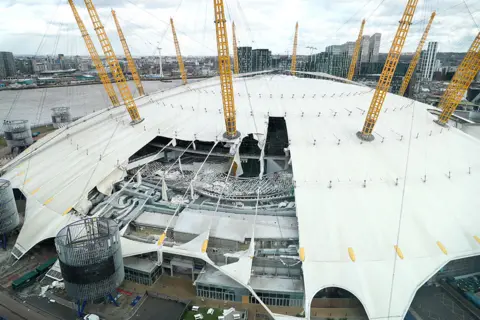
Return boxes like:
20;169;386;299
55;218;124;302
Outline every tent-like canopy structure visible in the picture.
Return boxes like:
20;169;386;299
3;74;480;319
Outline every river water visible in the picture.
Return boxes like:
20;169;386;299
0;80;186;128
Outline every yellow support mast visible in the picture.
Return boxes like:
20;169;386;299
232;22;240;74
68;0;119;107
437;32;480;125
84;0;142;124
398;11;436;96
170;17;187;85
358;0;419;141
347;19;366;81
112;9;145;96
290;22;299;73
213;0;238;139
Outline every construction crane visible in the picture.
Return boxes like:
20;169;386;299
347;19;366;81
84;0;142;124
398;11;436;96
213;0;238;139
290;22;299;74
67;0;119;107
232;22;240;74
437;32;480;125
112;9;145;96
170;17;187;85
359;0;419;140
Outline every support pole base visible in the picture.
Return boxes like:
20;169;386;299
433;119;447;127
130;118;145;126
356;131;375;142
223;131;241;140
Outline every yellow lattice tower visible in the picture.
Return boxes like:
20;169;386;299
112;9;145;96
437;32;480;125
68;0;119;107
347;19;366;81
290;22;299;73
170;18;187;85
232;22;240;74
84;0;142;124
359;0;419;140
213;0;238;139
398;11;436;96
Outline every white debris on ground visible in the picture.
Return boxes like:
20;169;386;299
170;195;190;205
39;286;49;297
51;281;64;289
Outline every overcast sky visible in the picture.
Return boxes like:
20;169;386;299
0;0;479;57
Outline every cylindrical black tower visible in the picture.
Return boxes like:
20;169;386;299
55;218;124;302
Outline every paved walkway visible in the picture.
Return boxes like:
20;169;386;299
0;291;49;320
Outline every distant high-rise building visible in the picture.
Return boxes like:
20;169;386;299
326;45;342;55
368;33;381;63
0;60;5;79
15;58;34;75
359;35;371;63
419;42;438;81
0;51;16;78
238;46;253;73
252;49;271;72
344;42;356;56
326;42;355;56
310;51;349;78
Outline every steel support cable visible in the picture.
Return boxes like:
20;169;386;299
366;0;389;20
35;0;63;57
71;102;200;220
463;0;480;30
235;0;255;45
206;152;238;233
51;21;64;57
386;101;416;317
118;141;195;230
34;89;48;126
158;0;185;46
251;188;260;241
86;103;205;217
75;89;210;215
70;120;124;222
242;79;259;134
335;0;375;33
92;141;175;217
124;0;216;52
163;142;219;235
202;0;209;44
411;1;480;26
4;102;135;172
0;0;62;134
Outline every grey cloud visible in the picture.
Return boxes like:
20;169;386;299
0;0;478;55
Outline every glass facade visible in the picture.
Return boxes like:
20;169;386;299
196;284;237;301
250;291;304;307
124;265;161;286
